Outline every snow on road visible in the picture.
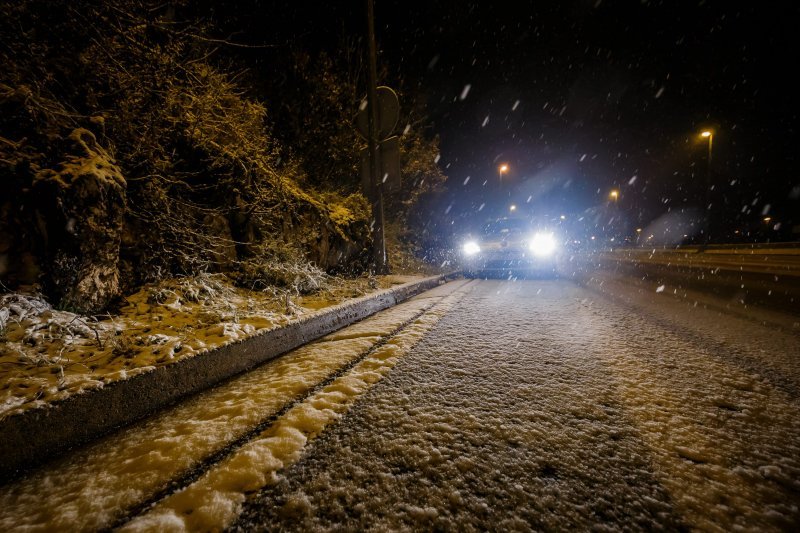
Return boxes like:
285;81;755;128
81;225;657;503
579;276;800;530
582;272;800;394
0;280;473;532
2;277;798;531
232;279;799;531
119;280;474;532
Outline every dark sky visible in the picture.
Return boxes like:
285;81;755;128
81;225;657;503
209;0;800;238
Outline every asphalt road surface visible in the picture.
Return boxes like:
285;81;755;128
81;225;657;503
2;276;798;531
232;277;800;531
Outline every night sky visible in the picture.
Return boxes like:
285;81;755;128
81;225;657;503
209;0;800;240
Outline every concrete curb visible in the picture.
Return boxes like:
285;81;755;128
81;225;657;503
0;272;460;480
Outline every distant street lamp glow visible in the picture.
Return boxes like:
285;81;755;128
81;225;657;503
700;130;713;177
609;189;619;200
509;204;517;212
498;163;510;198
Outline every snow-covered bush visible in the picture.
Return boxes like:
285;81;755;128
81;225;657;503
236;245;329;295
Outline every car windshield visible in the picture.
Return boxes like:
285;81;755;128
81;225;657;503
482;219;531;236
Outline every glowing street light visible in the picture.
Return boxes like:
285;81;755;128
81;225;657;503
697;129;716;244
609;189;619;201
509;204;517;212
498;163;510;198
700;130;713;167
700;130;714;186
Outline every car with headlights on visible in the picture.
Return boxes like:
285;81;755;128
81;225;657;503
460;218;560;278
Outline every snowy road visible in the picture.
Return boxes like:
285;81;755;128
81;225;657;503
232;277;800;531
2;277;799;531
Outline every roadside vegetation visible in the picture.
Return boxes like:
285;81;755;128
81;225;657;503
0;0;447;315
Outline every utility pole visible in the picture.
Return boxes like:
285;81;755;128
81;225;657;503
366;0;388;274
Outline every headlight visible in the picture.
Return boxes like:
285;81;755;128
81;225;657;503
529;232;557;257
462;241;481;256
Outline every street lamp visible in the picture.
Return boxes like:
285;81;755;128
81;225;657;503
609;189;619;201
699;129;714;244
498;163;509;179
498;163;510;198
700;130;713;171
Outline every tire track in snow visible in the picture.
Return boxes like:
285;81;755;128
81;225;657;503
578;276;800;402
574;279;800;530
231;280;687;531
107;295;442;529
116;280;477;532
